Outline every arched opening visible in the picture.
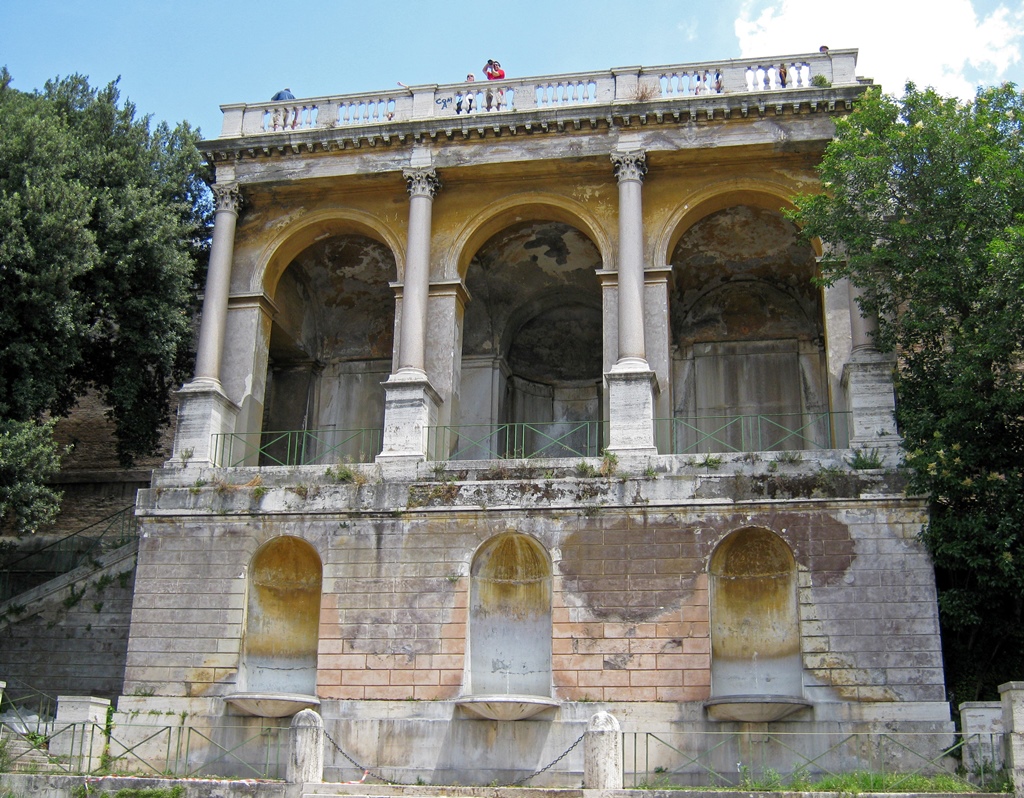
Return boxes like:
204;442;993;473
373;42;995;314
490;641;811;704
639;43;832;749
468;532;552;697
262;233;396;463
240;536;322;696
454;220;603;459
668;205;830;454
709;528;801;700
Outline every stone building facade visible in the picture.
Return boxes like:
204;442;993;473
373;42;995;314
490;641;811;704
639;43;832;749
115;51;952;784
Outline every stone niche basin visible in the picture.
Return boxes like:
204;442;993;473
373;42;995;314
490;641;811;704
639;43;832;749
456;694;560;721
224;692;320;718
704;695;811;722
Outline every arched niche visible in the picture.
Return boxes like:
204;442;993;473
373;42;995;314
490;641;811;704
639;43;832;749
709;528;802;699
468;532;552;697
669;205;829;453
240;536;322;696
454;220;603;459
261;233;397;464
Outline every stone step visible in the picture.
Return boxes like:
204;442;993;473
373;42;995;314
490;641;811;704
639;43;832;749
1;728;66;773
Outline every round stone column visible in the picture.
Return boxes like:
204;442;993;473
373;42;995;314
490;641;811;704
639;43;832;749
378;168;442;471
398;168;440;378
605;150;658;455
611;149;649;369
193;182;242;385
848;280;879;352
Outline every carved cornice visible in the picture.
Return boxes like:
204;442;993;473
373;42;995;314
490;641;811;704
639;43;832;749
611;150;648;183
403;168;441;199
212;182;243;214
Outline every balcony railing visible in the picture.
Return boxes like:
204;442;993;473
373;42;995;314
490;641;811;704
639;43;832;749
204;412;851;468
427;421;605;461
217;50;859;138
210;428;382;468
655;412;851;455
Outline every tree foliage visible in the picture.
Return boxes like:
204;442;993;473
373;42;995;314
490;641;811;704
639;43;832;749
0;68;211;533
793;83;1024;702
0;419;65;535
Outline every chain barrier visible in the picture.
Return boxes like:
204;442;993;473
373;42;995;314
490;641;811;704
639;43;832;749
323;728;412;785
323;726;587;787
510;729;587;786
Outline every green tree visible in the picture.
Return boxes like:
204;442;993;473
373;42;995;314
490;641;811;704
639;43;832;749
793;83;1024;702
0;68;211;532
0;419;65;535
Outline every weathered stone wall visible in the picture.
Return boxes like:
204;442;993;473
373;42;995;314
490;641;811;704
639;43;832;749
111;456;950;784
0;544;137;702
123;459;943;707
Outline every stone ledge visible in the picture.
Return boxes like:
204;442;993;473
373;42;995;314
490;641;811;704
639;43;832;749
50;468;153;484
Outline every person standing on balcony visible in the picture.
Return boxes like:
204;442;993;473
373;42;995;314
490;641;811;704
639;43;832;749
457;74;476;114
484;60;504;80
271;87;295;101
778;63;788;88
483;60;505;110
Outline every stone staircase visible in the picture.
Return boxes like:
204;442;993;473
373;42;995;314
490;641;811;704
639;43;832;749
0;727;66;774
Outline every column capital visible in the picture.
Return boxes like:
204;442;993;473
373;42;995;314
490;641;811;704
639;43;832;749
212;182;243;214
403;168;441;199
611;149;648;183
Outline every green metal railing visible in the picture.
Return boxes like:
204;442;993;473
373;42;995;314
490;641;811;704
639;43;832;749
210;428;382;467
205;412;855;468
624;729;1005;790
0;507;138;603
427;421;605;461
655;412;852;454
2;719;288;779
0;676;57;735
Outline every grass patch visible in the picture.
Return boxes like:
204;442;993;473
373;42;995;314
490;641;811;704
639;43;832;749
847;447;884;469
632;769;993;792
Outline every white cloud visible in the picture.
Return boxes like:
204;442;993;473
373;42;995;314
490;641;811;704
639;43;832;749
677;17;699;43
735;0;1024;98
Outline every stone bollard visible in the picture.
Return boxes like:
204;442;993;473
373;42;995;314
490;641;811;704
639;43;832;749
999;682;1024;796
959;700;1004;773
584;711;622;790
287;708;324;784
52;696;110;772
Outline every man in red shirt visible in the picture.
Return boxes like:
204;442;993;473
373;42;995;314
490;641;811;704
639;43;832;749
483;60;505;109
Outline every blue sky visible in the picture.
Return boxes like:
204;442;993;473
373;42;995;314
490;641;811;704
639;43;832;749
3;0;1023;140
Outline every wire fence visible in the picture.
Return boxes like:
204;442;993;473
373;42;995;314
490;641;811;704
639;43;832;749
210;428;382;467
654;412;852;455
623;729;1007;791
0;720;288;779
0;676;58;737
0;717;1009;788
427;421;605;461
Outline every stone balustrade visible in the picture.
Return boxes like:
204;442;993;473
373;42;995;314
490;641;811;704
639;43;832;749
217;50;859;138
